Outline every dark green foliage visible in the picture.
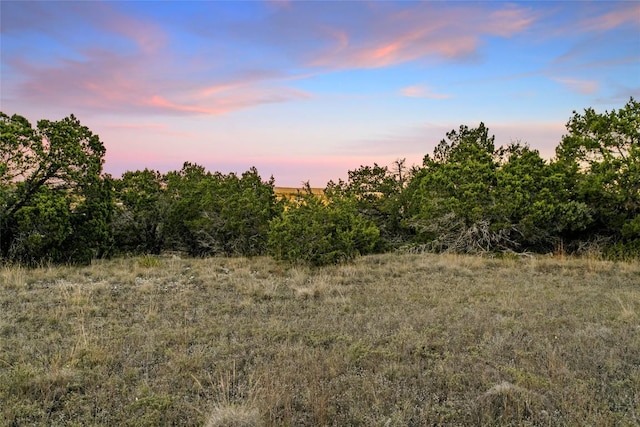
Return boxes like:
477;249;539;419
402;101;639;257
112;169;165;254
268;186;380;266
2;98;638;264
0;112;111;265
157;163;282;257
325;160;409;250
64;176;114;263
224;167;284;256
405;123;516;253
7;187;71;264
554;97;639;251
494;144;592;251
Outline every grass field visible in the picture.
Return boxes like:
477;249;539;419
1;253;638;426
273;187;324;200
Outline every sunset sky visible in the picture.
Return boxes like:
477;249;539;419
2;1;639;187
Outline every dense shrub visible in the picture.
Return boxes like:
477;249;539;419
267;189;379;266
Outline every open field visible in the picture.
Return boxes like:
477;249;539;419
274;187;324;199
1;253;639;426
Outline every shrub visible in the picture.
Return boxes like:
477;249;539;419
267;191;379;266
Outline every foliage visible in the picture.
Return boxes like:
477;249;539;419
159;163;282;257
555;97;639;247
7;186;71;264
2;98;638;264
401;99;639;257
494;144;592;251
268;185;379;266
64;175;114;263
112;169;165;254
0;112;111;264
325;160;410;250
405;123;517;252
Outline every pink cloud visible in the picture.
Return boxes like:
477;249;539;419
4;2;312;118
10;45;310;117
104;122;168;131
4;1;539;119
579;4;640;32
147;95;226;115
400;85;451;100
307;3;536;69
488;7;537;37
101;11;167;54
553;77;600;95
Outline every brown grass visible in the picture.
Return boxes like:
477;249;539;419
273;187;324;200
1;253;639;426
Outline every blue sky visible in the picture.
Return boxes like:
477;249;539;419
1;1;639;186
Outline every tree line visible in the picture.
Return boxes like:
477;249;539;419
1;98;638;266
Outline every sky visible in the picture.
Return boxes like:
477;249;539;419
1;1;639;187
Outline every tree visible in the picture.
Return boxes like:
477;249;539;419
494;143;591;252
325;162;408;249
554;97;639;255
406;123;513;252
268;184;379;266
221;167;283;256
0;113;105;218
0;112;111;264
7;186;71;264
112;169;165;254
160;163;281;257
64;174;114;263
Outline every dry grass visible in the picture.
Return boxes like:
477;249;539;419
273;187;324;198
1;253;639;426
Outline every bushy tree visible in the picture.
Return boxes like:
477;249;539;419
7;187;71;264
0;112;112;264
405;123;516;252
64;175;114;263
112;169;165;254
221;167;283;256
268;185;379;266
160;163;281;257
554;97;639;255
494;143;592;252
325;160;410;249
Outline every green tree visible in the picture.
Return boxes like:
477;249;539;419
221;167;283;256
7;187;71;264
325;161;409;249
0;112;111;264
494;143;591;252
64;175;115;263
268;185;379;266
161;163;281;256
555;97;639;255
407;123;513;252
112;169;165;254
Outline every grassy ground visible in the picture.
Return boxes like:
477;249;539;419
1;253;638;426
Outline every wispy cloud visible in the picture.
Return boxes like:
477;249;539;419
578;3;640;32
0;1;540;118
553;77;600;95
306;3;536;69
400;85;451;100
